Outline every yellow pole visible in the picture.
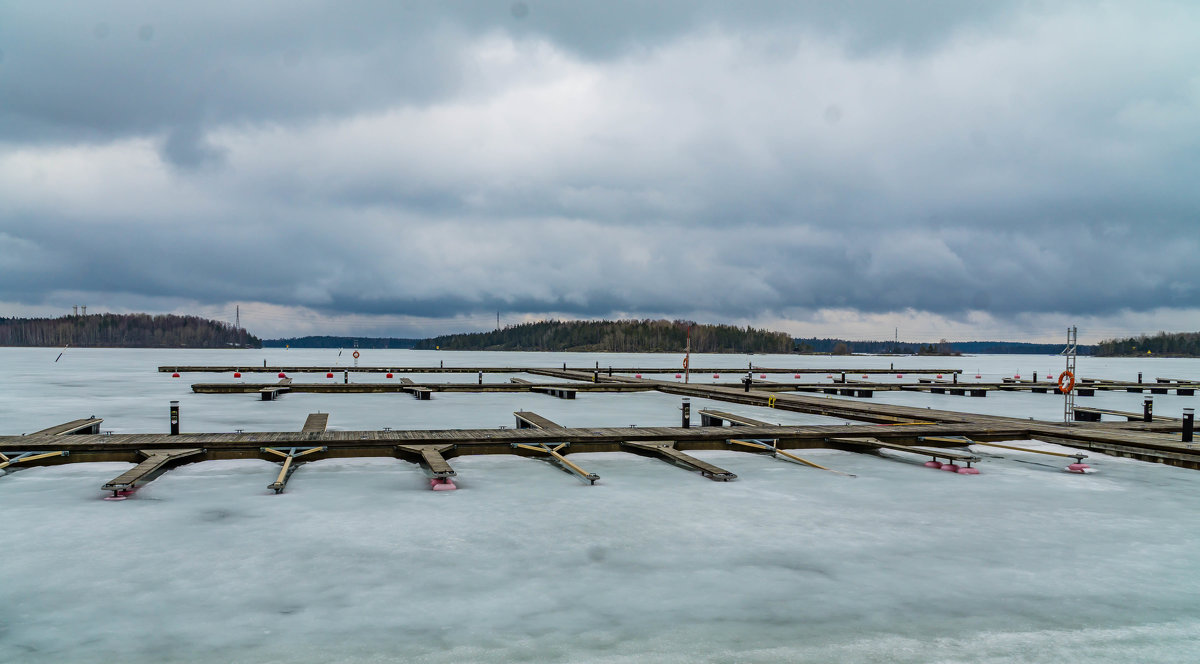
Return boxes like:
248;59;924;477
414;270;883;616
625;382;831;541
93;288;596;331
0;451;64;470
274;454;294;486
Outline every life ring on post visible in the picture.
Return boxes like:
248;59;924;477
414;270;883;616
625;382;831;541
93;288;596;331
352;350;360;359
1057;370;1075;393
682;357;689;370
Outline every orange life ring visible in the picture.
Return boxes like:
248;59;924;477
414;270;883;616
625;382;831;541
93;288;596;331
352;350;360;359
682;357;689;370
1057;370;1075;393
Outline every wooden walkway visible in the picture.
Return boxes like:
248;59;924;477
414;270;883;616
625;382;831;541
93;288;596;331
163;365;963;375
6;363;1200;496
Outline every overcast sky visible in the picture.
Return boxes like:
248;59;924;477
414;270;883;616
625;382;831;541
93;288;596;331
1;1;1197;342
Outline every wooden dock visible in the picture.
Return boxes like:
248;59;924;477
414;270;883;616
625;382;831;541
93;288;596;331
162;365;963;376
7;363;1200;496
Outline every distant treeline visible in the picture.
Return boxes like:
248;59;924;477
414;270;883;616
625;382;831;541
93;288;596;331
0;314;259;348
414;320;794;353
263;336;420;349
1095;332;1200;357
794;337;1092;355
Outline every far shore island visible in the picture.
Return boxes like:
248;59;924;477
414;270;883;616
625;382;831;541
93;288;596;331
5;314;1195;356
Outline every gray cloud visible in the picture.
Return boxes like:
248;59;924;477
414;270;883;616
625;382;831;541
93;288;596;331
1;0;1198;339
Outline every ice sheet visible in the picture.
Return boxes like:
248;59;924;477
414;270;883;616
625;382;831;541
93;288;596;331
2;349;1199;662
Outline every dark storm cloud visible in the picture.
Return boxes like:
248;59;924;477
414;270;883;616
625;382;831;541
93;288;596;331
1;0;1198;338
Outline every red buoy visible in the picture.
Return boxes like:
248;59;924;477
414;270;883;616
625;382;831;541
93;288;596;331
635;374;642;378
862;374;869;379
936;374;943;379
1015;374;1021;380
278;372;286;378
713;374;720;378
326;373;334;378
675;374;682;378
975;374;981;379
896;374;903;378
794;374;801;379
172;372;180;378
386;373;393;378
234;372;241;378
760;374;767;379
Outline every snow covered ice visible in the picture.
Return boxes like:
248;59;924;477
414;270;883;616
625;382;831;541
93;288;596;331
3;349;1200;662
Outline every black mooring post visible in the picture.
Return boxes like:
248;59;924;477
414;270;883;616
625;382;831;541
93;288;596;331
953;373;958;384
743;374;752;392
593;370;598;383
681;398;691;428
440;360;444;368
1184;408;1194;443
563;362;566;370
478;371;483;385
840;372;846;383
1144;396;1153;422
1138;372;1143;384
608;366;612;376
169;400;180;435
1033;371;1038;383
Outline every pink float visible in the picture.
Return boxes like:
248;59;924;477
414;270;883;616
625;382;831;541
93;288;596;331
760;374;767;379
234;372;241;378
897;374;903;378
104;490;134;501
172;372;180;378
675;374;682;378
386;373;393;378
1066;463;1091;473
975;374;981;379
278;372;286;378
924;460;943;469
958;467;980;475
1015;374;1021;379
713;374;720;378
635;374;642;378
326;372;334;378
430;478;457;491
795;374;802;379
941;463;961;472
936;374;943;379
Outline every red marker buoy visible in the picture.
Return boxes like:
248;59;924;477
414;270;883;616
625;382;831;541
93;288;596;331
936;374;942;379
713;374;720;379
172;372;180;378
635;374;642;378
326;373;334;378
233;372;241;378
1015;374;1021;380
896;374;903;378
760;374;767;379
675;374;682;379
278;372;286;378
975;374;981;379
794;374;801;379
386;373;393;378
862;374;869;379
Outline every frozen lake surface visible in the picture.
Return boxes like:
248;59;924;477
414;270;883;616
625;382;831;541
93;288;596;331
3;349;1200;662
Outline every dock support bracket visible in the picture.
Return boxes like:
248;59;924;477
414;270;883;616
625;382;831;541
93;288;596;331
261;446;328;493
511;442;599;484
728;438;854;476
0;450;69;473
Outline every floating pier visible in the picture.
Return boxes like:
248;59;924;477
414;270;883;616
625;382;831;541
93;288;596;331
6;364;1200;498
